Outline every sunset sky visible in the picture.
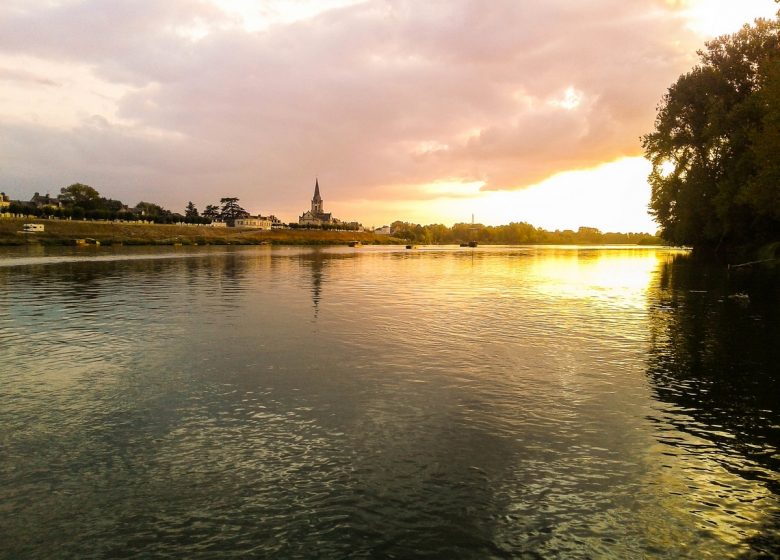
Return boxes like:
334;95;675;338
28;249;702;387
1;0;778;232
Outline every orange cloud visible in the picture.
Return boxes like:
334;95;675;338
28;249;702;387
0;0;769;222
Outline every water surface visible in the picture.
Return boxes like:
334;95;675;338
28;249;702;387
1;245;778;558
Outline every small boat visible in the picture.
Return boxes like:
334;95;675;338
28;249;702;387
459;243;469;247
348;240;362;247
466;214;478;247
406;244;417;249
75;238;100;246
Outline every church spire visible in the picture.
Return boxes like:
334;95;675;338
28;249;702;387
313;178;321;201
311;178;323;214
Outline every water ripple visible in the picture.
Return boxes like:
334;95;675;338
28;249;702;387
0;245;778;558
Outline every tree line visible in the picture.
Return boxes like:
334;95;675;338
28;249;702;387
5;183;258;225
389;221;662;245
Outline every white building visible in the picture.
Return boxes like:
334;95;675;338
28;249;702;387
234;216;273;230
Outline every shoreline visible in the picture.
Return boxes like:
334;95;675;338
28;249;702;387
0;218;402;246
0;218;679;249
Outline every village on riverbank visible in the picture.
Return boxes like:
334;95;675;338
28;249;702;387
0;178;663;247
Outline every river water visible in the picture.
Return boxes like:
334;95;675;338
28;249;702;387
1;245;778;559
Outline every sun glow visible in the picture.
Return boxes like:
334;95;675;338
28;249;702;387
679;0;778;37
348;157;658;233
550;86;584;111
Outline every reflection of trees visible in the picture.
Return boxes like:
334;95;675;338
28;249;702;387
646;254;780;555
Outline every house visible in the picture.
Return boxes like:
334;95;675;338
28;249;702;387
234;216;273;230
374;225;392;235
0;192;9;210
268;215;286;229
30;192;62;209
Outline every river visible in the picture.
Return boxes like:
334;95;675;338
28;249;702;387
1;245;778;558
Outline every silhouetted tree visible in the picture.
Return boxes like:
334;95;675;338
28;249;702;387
219;197;248;225
185;201;199;220
642;16;780;251
58;183;100;210
203;204;220;220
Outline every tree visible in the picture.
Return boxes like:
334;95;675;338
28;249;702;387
135;201;166;217
134;201;177;223
59;183;100;210
202;204;220;220
185;201;199;221
219;197;248;224
642;16;780;251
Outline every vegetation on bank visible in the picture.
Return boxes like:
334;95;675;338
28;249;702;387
0;219;399;246
4;184;367;230
5;183;214;224
389;221;663;246
0;218;664;247
642;15;780;259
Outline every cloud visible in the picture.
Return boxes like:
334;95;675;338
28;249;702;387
0;67;59;86
0;0;717;217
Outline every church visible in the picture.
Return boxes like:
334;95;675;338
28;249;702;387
299;179;336;226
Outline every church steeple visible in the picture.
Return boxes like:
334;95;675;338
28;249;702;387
311;178;323;214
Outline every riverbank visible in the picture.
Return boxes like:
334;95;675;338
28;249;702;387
0;218;402;246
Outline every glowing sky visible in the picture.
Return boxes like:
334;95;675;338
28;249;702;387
1;0;778;231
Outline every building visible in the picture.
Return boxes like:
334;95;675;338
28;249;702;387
0;192;10;211
374;225;392;235
268;215;286;229
299;179;336;226
234;216;273;230
30;192;61;209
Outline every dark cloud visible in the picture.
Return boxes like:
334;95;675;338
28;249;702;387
0;0;704;218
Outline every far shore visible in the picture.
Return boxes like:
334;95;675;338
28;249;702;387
0;218;672;248
0;218;402;246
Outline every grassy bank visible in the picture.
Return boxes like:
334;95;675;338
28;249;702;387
0;218;403;246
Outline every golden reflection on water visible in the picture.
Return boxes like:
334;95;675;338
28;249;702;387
527;247;671;309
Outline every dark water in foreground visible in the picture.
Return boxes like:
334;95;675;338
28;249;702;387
0;245;778;559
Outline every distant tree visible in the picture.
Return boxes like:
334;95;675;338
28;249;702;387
641;16;780;251
202;204;220;220
134;201;166;217
135;201;183;223
59;183;100;210
219;197;248;225
185;201;199;219
99;198;124;213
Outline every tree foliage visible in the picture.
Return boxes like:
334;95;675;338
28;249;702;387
387;221;661;245
202;204;220;220
58;183;101;209
219;197;248;224
642;16;780;250
185;201;199;218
